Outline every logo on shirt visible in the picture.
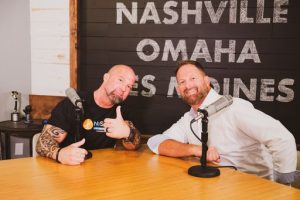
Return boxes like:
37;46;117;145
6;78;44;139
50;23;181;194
82;118;105;132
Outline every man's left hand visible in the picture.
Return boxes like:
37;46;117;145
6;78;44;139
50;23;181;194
103;106;130;139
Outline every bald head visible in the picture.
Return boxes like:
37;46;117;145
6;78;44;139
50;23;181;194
94;64;136;107
108;64;135;78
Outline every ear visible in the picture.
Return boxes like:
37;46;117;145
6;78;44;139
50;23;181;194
204;75;211;88
175;85;181;96
103;73;109;82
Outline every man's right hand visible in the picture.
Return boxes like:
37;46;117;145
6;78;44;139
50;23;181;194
57;139;88;165
207;146;221;163
191;145;220;163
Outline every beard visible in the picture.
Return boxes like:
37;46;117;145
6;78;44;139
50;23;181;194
107;90;124;104
182;87;208;106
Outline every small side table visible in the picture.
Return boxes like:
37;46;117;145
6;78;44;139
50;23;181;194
0;120;43;160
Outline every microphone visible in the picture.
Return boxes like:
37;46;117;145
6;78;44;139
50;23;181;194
188;95;233;178
65;88;92;160
192;95;233;122
65;88;83;110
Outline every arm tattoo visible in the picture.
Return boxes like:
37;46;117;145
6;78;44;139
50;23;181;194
36;126;66;159
122;121;141;150
48;126;66;139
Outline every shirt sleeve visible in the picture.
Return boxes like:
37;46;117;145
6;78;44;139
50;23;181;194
147;114;189;154
147;134;171;154
48;98;76;133
273;170;300;185
233;100;297;173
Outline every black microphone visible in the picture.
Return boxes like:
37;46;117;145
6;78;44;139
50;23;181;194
188;95;233;178
191;95;233;123
65;88;92;160
65;88;83;111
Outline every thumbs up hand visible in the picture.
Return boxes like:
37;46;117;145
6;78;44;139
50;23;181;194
103;106;130;139
58;138;88;165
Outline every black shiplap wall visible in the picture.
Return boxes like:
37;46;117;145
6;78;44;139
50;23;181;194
79;0;300;143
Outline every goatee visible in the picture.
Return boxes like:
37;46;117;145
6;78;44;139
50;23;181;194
107;91;123;105
182;88;207;106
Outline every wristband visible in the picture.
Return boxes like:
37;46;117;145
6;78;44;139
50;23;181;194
124;121;135;142
127;127;135;142
123;128;135;143
56;148;62;163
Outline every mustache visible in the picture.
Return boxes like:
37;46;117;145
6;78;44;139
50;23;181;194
184;87;198;94
110;89;124;96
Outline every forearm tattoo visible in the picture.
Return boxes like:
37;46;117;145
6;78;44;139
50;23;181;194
36;126;65;159
48;126;66;139
122;121;141;150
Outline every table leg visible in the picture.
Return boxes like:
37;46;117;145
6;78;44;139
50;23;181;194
29;136;33;157
5;134;11;159
0;132;4;160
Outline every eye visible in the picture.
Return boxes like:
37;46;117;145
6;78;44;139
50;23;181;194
127;85;133;90
119;78;123;82
178;80;185;86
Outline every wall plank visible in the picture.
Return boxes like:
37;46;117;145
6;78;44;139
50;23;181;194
29;0;73;118
30;0;70;97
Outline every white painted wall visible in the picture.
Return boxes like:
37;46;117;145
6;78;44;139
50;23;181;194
0;0;70;121
30;0;70;96
0;0;31;121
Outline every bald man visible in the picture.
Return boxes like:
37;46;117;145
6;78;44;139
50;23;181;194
36;65;141;165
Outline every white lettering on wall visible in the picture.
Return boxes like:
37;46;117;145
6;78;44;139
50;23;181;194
233;78;257;101
163;1;179;24
141;75;156;97
140;2;161;24
116;2;138;24
260;79;275;101
136;39;160;61
204;1;228;23
276;78;294;102
137;39;260;63
140;75;295;102
215;40;236;62
116;1;289;24
236;40;261;63
167;76;179;97
273;0;289;23
257;0;271;23
162;40;188;61
182;1;203;24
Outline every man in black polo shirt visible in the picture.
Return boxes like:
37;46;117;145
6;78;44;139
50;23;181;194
36;65;141;165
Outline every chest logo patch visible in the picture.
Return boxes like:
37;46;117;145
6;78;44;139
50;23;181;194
83;118;93;130
82;118;105;132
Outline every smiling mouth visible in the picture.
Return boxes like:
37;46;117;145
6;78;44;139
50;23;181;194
185;88;198;96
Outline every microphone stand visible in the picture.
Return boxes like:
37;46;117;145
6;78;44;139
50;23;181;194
188;109;220;178
75;106;92;160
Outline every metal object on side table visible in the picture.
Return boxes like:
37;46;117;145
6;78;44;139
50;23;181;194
23;105;32;124
11;91;20;122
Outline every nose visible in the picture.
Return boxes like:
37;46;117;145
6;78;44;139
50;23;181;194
185;79;194;89
120;83;126;92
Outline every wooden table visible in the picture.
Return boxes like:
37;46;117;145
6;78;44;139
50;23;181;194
0;146;299;199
